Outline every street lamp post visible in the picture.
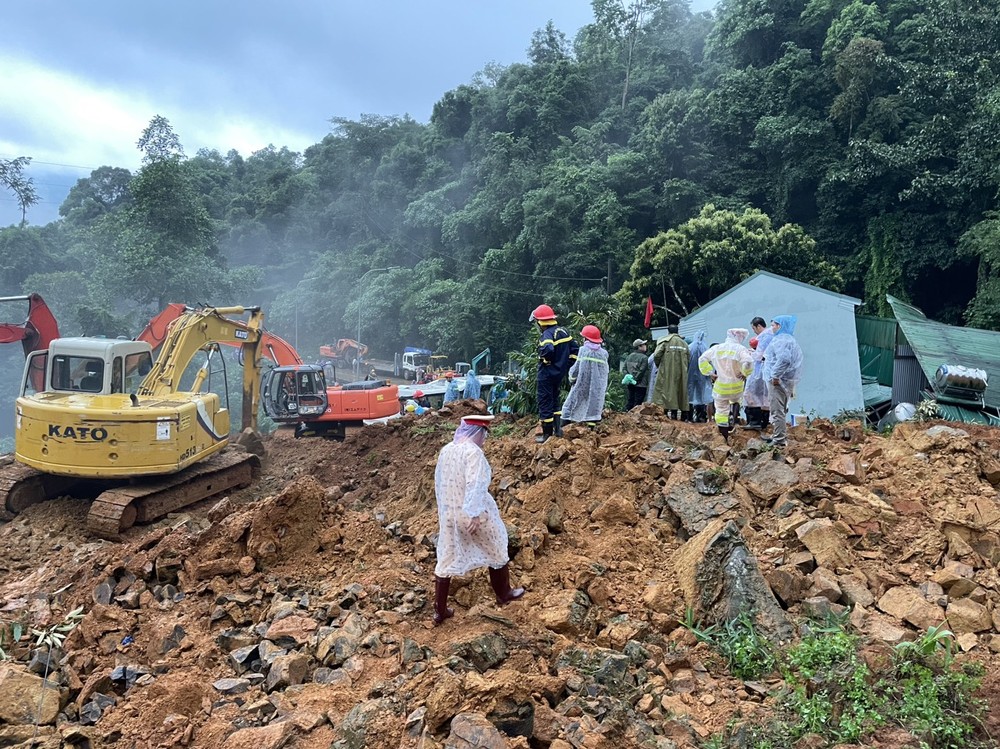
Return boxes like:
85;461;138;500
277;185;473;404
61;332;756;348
356;266;399;378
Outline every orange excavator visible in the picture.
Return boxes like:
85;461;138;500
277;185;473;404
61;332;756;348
138;305;399;439
318;338;369;369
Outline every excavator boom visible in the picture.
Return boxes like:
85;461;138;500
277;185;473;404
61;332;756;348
137;303;302;367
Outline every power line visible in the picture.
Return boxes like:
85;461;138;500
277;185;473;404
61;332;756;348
0;155;96;171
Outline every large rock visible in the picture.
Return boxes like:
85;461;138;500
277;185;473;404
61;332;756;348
445;712;509;749
826;454;865;485
664;466;740;535
222;721;296;749
340;699;397;749
876;586;945;630
838;575;875;608
795;518;854;570
264;653;309;693
895;423;969;453
946;599;992;634
672;519;793;643
764;566;808;606
538;590;591;635
0;664;61;725
590;494;638;525
740;456;798;501
264;615;318;646
641;582;675;614
451;634;509;673
425;671;465;732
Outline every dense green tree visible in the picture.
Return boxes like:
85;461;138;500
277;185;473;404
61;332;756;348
621;204;842;318
10;0;1000;376
59;166;133;227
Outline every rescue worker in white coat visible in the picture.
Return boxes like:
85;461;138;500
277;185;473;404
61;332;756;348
698;328;753;440
561;324;609;426
432;414;524;625
763;315;803;449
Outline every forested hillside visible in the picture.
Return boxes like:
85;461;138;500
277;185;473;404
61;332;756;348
3;0;1000;365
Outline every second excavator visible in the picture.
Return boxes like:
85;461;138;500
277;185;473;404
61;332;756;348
138;305;400;440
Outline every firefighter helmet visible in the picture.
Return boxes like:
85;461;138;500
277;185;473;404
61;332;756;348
529;304;557;322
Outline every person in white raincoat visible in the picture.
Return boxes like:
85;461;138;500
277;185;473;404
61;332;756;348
433;414;524;625
698;328;753;440
561;325;609;425
763;315;804;448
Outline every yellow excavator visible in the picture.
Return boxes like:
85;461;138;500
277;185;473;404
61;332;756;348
1;305;268;538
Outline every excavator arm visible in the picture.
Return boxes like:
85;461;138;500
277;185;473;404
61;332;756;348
137;306;267;431
0;294;60;391
138;303;302;366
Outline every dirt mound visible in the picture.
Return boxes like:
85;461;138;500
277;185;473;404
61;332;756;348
0;407;996;747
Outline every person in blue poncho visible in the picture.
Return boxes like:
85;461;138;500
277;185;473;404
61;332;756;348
763;315;803;448
686;331;713;423
464;369;482;400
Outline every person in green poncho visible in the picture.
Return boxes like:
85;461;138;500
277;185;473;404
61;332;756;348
652;325;690;419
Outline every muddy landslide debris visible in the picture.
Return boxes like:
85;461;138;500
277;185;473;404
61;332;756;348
0;413;996;747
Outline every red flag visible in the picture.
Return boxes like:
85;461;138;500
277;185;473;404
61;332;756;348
643;296;654;328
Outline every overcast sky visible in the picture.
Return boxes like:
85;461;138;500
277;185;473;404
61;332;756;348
1;0;714;226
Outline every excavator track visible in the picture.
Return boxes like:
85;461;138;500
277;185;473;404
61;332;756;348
86;450;261;540
0;451;259;540
0;456;89;520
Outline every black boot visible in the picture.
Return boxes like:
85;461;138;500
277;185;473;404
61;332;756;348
535;421;553;444
488;564;525;605
553;414;564;438
433;576;454;625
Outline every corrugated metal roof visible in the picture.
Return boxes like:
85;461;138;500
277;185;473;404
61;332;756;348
887;295;1000;409
933;403;1000;426
862;379;892;408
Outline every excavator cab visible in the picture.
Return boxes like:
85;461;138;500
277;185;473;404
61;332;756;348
21;339;155;397
262;365;329;421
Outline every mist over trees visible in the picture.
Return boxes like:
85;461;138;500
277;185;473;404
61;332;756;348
3;0;1000;364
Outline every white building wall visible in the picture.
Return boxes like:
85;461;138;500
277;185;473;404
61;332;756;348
657;274;863;419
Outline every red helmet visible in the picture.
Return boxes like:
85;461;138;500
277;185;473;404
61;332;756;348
414;390;424;397
530;304;556;321
749;337;759;350
581;324;603;343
